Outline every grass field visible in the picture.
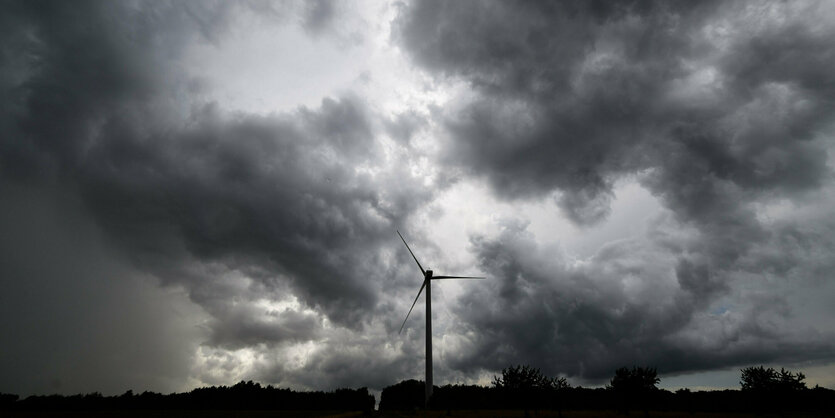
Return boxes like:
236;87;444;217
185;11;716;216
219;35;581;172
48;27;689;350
0;411;364;418
3;411;833;418
377;411;834;418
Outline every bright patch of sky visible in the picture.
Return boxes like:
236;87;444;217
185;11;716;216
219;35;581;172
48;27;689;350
426;177;664;271
183;15;369;113
181;1;450;118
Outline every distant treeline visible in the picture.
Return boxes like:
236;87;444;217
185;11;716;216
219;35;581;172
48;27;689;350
0;380;374;411
380;365;835;414
4;365;834;413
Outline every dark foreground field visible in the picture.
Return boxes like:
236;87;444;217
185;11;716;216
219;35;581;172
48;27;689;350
378;411;835;418
0;411;362;418
4;411;835;418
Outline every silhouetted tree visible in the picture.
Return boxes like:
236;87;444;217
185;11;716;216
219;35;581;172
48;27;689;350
551;376;570;417
740;365;777;392
493;365;567;414
4;384;373;411
379;379;426;410
429;384;495;410
740;365;807;412
608;366;660;415
778;368;807;391
493;364;553;391
0;393;19;409
6;380;835;414
740;365;807;393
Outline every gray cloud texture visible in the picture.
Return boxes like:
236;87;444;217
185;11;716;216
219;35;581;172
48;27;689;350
396;0;833;222
1;0;432;393
2;0;426;321
1;0;835;395
396;0;835;381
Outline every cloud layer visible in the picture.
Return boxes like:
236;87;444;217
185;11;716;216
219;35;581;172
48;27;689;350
1;0;430;393
395;0;835;380
1;0;835;395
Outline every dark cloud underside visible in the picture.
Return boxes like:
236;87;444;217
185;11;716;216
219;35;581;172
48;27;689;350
397;0;833;218
396;0;835;381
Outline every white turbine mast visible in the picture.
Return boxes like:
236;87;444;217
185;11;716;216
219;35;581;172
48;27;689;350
397;230;485;407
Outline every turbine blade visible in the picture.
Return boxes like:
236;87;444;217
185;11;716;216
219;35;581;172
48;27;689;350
432;276;486;280
397;230;425;275
399;280;426;334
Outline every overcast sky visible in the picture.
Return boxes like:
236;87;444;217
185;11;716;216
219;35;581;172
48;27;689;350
2;0;835;397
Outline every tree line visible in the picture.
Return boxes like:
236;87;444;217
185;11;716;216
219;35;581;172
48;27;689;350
380;365;835;414
0;380;374;412
2;365;832;413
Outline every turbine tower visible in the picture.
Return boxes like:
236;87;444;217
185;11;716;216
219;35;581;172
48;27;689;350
397;230;484;407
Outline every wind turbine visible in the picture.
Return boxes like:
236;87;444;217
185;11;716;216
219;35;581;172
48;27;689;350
397;230;485;407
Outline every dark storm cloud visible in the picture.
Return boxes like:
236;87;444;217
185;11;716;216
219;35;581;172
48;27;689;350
74;96;401;328
206;301;324;349
449;221;835;382
3;0;835;395
253;327;419;391
395;0;835;381
0;0;434;392
395;0;700;221
395;0;833;222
